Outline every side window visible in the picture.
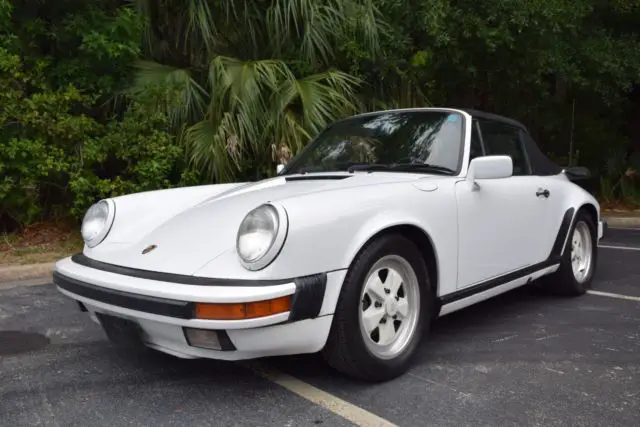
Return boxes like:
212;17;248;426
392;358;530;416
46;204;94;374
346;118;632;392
469;120;485;162
478;120;531;175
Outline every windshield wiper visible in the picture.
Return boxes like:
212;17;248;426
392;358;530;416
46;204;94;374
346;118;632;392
346;164;390;172
346;163;454;175
388;163;455;175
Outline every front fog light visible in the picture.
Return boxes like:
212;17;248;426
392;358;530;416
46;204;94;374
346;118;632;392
184;328;222;350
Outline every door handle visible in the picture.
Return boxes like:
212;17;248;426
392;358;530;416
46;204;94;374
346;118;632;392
536;188;550;198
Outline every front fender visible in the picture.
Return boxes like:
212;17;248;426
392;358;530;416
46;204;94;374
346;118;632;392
341;211;435;269
195;180;459;299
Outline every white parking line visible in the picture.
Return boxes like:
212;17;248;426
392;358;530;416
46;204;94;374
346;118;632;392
587;290;640;302
244;361;397;427
598;244;640;251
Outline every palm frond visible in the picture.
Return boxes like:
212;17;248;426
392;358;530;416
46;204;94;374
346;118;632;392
339;0;387;56
128;60;208;129
206;57;298;163
366;73;431;110
184;0;217;56
129;0;383;182
272;69;362;152
295;70;361;125
209;55;294;109
266;0;344;64
184;117;241;182
221;0;263;58
127;0;156;54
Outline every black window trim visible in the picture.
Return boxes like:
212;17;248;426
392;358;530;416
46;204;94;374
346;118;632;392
471;119;487;156
516;127;533;176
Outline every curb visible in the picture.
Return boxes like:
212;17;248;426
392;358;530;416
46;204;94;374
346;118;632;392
603;216;640;229
0;262;55;284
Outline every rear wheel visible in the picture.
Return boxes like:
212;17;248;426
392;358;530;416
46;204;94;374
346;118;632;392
541;211;597;296
322;234;432;381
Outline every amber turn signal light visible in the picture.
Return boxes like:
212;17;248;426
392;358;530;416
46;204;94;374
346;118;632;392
194;295;292;320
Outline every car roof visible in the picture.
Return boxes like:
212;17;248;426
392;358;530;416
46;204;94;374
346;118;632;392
459;109;529;133
340;107;561;176
346;107;529;133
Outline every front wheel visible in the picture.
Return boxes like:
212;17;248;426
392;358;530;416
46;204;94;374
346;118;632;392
322;234;432;381
541;211;598;296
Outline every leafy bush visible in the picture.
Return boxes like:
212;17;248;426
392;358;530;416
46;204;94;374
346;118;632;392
67;99;201;218
3;0;640;235
0;0;197;231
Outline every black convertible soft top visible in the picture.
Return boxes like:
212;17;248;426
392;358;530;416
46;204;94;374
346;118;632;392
462;108;563;176
461;109;529;132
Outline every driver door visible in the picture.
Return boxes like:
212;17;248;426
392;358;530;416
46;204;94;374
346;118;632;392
455;119;551;289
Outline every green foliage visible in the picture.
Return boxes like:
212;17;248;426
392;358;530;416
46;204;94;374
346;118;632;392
67;100;200;218
129;0;384;182
0;0;194;231
599;148;640;206
3;0;640;231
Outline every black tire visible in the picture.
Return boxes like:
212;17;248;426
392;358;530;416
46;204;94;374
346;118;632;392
322;233;432;382
540;211;598;296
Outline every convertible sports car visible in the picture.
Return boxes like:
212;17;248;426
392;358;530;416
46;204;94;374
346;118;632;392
53;108;606;381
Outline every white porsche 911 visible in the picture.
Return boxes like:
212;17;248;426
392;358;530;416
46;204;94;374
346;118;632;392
54;108;606;381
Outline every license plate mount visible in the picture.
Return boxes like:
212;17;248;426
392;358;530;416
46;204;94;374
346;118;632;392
96;312;144;348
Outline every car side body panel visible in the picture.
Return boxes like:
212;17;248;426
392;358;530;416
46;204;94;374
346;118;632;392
454;175;553;288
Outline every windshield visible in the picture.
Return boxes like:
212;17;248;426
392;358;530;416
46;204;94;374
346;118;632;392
282;110;465;175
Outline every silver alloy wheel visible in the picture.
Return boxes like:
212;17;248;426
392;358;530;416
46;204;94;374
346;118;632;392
570;221;593;283
358;255;420;360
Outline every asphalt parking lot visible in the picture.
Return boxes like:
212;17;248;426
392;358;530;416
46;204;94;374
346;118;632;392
1;229;639;427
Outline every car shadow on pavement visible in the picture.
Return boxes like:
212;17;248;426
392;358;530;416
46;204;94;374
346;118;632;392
265;282;566;385
36;281;584;390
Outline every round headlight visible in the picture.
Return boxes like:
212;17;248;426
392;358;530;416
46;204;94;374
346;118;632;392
81;200;114;247
236;204;288;270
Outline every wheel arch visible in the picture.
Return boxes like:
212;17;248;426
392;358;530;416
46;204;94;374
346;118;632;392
578;202;599;227
345;223;440;306
555;202;599;258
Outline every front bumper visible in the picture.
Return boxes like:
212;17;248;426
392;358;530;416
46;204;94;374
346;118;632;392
54;255;345;360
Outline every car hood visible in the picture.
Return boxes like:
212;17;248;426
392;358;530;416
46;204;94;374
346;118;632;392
87;172;433;274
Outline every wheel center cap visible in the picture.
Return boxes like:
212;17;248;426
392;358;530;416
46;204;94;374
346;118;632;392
384;298;398;316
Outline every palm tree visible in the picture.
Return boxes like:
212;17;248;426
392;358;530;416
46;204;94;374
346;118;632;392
127;0;385;182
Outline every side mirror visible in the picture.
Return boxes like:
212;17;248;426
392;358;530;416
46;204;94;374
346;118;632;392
563;166;590;181
467;156;513;189
276;164;285;174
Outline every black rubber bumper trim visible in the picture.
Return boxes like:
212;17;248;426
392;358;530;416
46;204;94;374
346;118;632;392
549;207;575;259
56;269;329;323
70;253;293;287
54;271;195;319
288;273;327;321
438;259;559;306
